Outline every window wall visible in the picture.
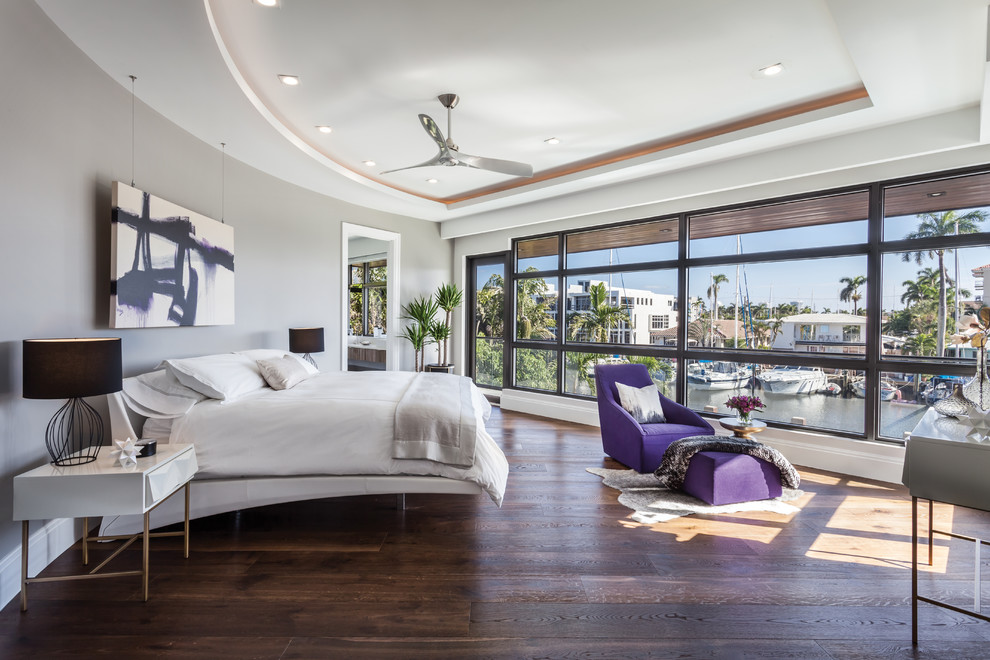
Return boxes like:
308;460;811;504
471;165;990;444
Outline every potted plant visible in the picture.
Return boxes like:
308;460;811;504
400;296;439;372
428;283;464;373
401;283;463;373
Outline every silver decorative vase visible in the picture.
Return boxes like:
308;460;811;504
963;348;990;412
933;383;972;418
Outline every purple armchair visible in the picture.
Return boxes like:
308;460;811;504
594;363;714;473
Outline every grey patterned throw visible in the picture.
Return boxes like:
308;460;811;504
654;435;801;490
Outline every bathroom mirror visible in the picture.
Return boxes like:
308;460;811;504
341;223;400;371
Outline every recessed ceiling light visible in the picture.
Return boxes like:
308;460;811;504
363;160;376;167
254;0;278;6
426;178;439;184
544;137;560;145
927;191;946;198
277;74;300;86
757;63;784;77
316;126;332;134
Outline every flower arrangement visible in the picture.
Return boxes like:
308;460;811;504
725;395;765;424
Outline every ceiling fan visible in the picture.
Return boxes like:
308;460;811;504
381;93;534;178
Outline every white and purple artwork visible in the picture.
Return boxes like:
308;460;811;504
110;181;235;328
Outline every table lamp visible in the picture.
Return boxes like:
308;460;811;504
289;327;324;368
23;338;123;466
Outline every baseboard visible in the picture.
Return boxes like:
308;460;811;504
500;389;600;426
499;389;906;484
0;517;79;611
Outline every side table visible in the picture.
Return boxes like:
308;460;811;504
718;418;767;440
13;443;197;611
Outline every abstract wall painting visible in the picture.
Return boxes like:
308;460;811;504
110;181;235;328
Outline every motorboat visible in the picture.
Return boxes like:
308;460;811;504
850;378;900;401
757;365;827;395
687;362;751;390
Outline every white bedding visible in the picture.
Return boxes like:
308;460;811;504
165;370;508;505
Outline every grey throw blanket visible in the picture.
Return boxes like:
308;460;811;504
654;435;801;490
393;372;478;468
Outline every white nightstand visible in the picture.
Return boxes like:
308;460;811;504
13;443;198;611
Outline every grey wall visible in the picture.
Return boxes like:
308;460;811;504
0;2;450;566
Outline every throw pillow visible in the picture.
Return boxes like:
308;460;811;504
615;382;666;424
257;356;313;390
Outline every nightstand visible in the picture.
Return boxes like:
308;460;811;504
13;443;197;611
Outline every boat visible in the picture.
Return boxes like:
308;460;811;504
850;378;900;401
757;365;827;395
687;362;751;390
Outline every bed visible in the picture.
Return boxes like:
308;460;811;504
100;349;508;536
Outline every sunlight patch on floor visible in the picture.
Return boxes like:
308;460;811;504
806;531;951;572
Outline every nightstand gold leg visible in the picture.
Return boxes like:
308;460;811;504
21;521;28;612
142;511;150;601
184;483;190;559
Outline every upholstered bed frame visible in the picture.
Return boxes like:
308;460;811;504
100;391;484;536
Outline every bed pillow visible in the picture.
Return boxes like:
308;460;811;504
121;369;206;419
256;356;313;391
236;348;319;375
160;353;268;402
615;382;666;424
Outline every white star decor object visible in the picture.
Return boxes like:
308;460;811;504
959;409;990;443
110;437;140;467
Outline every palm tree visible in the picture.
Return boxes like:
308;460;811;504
568;282;629;343
903;332;937;357
901;210;987;356
839;275;867;315
707;273;729;346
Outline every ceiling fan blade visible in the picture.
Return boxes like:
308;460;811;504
379;154;444;175
452;150;534;178
418;114;449;153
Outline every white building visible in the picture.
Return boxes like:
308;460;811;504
565;279;677;345
771;313;867;354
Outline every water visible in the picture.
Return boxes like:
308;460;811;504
687;386;927;439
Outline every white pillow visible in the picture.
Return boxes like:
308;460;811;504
121;369;205;418
615;382;666;424
160;353;268;402
236;349;319;375
256;356;313;390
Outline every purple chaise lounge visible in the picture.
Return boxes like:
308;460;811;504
594;363;783;505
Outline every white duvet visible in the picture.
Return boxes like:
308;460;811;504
166;370;508;505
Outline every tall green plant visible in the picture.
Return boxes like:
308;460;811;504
401;296;440;371
434;282;463;366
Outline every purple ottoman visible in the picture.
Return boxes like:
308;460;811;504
682;451;783;506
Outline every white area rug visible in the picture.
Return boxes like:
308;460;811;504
587;467;804;524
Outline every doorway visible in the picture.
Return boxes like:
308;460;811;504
341;223;400;371
467;252;509;388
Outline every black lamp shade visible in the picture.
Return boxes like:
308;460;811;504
23;338;123;399
289;327;325;354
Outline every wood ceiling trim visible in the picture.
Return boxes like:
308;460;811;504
429;85;870;205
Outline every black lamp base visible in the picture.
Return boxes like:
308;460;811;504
46;397;103;466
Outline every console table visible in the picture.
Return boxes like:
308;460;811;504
13;443;197;611
903;408;990;644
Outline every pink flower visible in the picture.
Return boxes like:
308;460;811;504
725;395;765;416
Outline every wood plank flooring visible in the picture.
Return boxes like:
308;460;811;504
3;406;990;659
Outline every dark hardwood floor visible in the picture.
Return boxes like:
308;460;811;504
3;407;990;659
